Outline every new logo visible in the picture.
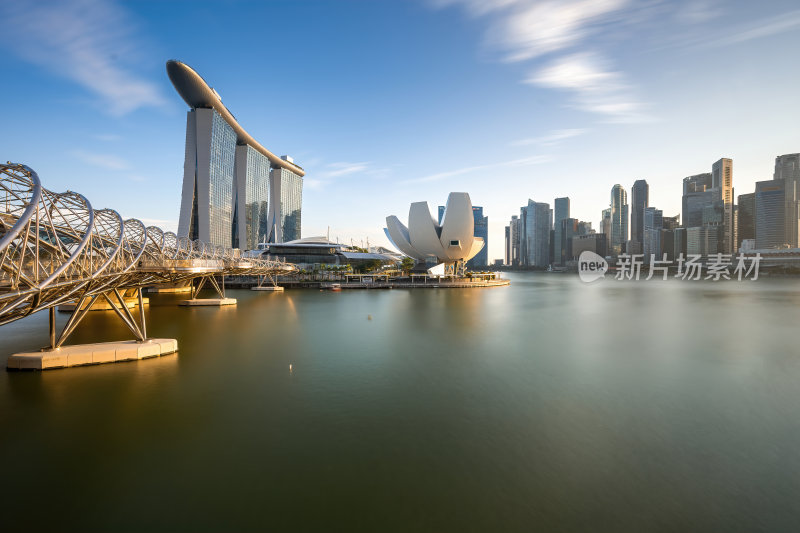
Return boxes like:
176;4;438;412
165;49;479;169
578;251;608;282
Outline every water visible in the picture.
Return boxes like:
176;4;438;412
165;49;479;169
2;273;800;532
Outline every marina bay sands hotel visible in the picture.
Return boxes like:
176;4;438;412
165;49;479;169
167;60;304;250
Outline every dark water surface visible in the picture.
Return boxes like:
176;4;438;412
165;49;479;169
2;273;800;532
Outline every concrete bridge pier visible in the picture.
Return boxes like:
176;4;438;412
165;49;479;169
7;287;177;371
179;275;236;306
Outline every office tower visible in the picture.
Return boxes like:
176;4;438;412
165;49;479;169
774;153;800;180
437;206;445;224
630;179;649;252
234;145;271;250
559;218;579;263
577;221;592;235
266;161;303;243
509;215;521;266
553;197;570;265
610;184;628;254
504;225;511;265
712;158;734;253
682;173;713;228
601;208;612;247
755;179;789;249
687;226;720;258
662;214;680;230
737;193;755;252
673;228;687;258
643;207;663;262
467;206;489;269
773;153;800;247
520;200;551;268
571;233;607;258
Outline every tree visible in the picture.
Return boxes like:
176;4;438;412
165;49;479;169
400;257;415;273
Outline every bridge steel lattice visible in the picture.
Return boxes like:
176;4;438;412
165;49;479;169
0;163;294;348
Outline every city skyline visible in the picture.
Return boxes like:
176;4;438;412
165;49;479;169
2;0;800;261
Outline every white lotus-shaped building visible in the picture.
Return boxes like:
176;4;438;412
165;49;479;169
384;192;484;267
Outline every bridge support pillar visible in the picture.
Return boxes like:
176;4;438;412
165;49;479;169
179;275;237;306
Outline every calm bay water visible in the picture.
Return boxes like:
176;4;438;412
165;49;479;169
2;273;800;532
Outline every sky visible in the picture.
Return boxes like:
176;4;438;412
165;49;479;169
1;0;800;261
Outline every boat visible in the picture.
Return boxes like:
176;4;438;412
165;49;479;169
326;283;342;292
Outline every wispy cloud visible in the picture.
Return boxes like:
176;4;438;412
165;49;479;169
706;9;800;47
401;155;551;184
430;0;655;123
71;150;130;170
0;0;166;115
526;53;650;123
317;162;371;179
512;128;588;147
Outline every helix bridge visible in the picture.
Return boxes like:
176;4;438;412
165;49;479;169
0;163;295;351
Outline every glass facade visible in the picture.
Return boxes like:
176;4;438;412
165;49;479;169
270;167;303;242
208;110;236;248
467;206;488;269
244;146;271;250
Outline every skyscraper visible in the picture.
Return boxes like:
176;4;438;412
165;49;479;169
773;153;800;248
737;192;755;252
601;208;612;251
682;173;713;228
168;60;305;249
774;153;800;181
712;158;734;253
610;184;628;254
755;179;789;249
467;206;489;269
520;200;551;268
266;160;303;243
630;179;649;252
559;218;579;263
553;197;570;265
234;145;271;250
643;207;663;262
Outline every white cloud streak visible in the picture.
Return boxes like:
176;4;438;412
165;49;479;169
512;128;588;147
526;53;650;123
707;9;800;47
430;0;653;123
401;155;551;184
0;0;166;115
317;162;371;179
71;150;130;170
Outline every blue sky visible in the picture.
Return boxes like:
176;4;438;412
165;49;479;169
2;0;800;261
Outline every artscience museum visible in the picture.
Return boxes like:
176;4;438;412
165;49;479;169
385;192;485;275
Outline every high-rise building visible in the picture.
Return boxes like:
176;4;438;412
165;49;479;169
467;206;489;269
234;145;271;250
773;153;800;248
737;193;755;252
509;215;521;266
520;200;551;268
553;197;570;265
266;161;303;243
610;184;628;254
774;153;800;181
168;60;305;249
755;179;789;249
559;218;579;263
687;226;720;258
504;225;511;265
572;233;607;259
630;179;649;252
601;208;612;250
682;173;713;228
712;158;734;253
643;207;663;262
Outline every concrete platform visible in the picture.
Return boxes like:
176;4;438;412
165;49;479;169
251;286;284;291
58;297;149;312
146;284;192;293
179;298;237;306
6;339;178;370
